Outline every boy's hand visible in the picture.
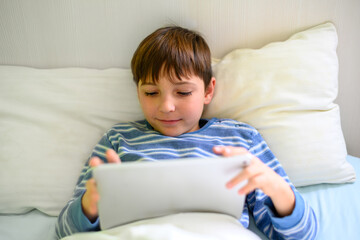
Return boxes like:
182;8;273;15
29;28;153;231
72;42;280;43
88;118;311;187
81;149;121;222
213;146;295;217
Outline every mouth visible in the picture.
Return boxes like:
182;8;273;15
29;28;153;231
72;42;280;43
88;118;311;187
157;119;181;124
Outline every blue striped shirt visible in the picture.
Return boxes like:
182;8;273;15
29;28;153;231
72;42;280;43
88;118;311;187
56;118;318;239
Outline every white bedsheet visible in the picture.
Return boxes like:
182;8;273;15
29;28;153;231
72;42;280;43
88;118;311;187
0;209;57;240
297;155;360;240
61;213;260;240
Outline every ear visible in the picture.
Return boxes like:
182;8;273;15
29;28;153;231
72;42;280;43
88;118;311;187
204;77;216;105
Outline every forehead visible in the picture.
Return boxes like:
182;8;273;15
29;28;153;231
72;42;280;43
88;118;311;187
139;73;203;87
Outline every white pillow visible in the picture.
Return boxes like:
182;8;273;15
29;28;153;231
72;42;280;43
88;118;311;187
203;22;356;186
0;67;143;216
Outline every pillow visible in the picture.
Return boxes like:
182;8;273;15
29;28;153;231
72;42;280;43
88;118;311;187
0;67;143;216
203;22;356;186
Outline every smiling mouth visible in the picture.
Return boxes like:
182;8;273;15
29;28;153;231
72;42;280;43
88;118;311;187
157;119;181;124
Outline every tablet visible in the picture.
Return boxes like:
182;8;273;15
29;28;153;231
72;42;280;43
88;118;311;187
93;155;251;230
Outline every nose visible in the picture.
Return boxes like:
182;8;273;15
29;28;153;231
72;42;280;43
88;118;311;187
159;95;175;113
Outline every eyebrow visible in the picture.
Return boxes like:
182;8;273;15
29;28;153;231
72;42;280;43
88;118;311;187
140;81;196;86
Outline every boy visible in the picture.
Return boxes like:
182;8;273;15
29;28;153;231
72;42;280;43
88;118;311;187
56;26;318;239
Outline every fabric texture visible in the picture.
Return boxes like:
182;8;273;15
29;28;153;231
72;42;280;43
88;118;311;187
297;155;360;240
61;213;261;240
0;67;143;216
56;118;318;240
203;22;355;186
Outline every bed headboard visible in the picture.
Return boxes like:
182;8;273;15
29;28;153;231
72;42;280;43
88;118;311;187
0;0;359;157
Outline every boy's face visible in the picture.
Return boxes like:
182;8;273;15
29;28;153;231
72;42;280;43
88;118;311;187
137;73;215;137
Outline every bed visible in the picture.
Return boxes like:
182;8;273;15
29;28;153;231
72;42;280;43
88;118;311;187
0;1;359;240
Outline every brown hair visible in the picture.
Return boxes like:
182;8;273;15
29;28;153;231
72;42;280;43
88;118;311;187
131;26;212;88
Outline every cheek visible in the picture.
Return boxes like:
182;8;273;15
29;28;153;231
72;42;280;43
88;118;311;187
143;100;160;118
183;96;204;113
138;96;151;112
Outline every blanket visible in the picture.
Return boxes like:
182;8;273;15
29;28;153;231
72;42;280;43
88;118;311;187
62;213;260;240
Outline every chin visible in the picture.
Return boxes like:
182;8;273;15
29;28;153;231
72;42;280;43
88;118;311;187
158;130;181;137
154;127;184;137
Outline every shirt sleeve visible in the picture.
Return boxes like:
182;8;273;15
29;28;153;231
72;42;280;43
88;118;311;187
246;130;319;240
55;132;114;239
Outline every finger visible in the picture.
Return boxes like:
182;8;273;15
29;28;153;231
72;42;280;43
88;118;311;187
85;179;100;208
88;179;100;199
213;146;248;157
226;160;260;189
213;146;228;155
213;146;254;167
106;149;121;164
86;178;96;192
226;171;248;189
84;179;100;218
238;174;266;195
89;156;104;167
238;182;256;196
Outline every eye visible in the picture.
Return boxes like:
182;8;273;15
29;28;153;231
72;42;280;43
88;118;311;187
178;92;192;96
145;92;158;96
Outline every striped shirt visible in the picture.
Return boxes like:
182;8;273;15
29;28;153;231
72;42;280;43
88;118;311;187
56;118;318;239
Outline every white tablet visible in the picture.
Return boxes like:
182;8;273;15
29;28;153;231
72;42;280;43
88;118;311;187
93;155;251;230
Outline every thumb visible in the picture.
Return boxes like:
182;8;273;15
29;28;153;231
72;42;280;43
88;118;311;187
106;149;121;164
